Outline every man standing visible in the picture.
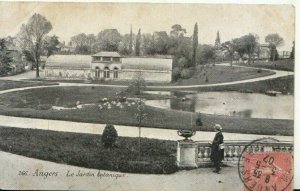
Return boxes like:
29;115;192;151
210;124;224;174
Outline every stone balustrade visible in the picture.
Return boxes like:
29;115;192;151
196;140;293;165
177;139;293;168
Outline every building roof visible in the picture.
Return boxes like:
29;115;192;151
92;51;121;57
122;57;172;71
45;55;92;68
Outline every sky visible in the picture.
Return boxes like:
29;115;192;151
0;2;295;51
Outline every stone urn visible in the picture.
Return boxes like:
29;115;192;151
177;130;196;141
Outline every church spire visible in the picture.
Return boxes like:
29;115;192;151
215;30;221;47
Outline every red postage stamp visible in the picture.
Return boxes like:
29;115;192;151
242;152;293;191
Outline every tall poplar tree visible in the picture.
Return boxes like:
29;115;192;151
215;31;221;47
192;23;198;67
129;25;133;54
135;29;141;56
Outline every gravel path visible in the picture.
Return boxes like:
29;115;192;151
0;151;243;190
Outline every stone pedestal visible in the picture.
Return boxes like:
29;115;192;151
177;140;198;168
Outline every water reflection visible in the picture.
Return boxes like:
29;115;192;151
145;91;293;120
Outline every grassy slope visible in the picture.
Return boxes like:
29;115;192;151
0;127;177;174
169;65;274;86
0;80;58;91
234;59;294;72
150;75;294;95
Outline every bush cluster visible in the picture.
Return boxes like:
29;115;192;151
102;124;118;149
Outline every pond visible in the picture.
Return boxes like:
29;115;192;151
145;91;294;120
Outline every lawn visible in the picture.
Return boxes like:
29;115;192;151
0;86;293;136
0;127;178;174
168;65;275;86
234;59;294;72
0;80;58;91
149;75;294;95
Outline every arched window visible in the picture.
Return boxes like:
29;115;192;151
104;67;110;78
113;67;119;79
95;67;100;78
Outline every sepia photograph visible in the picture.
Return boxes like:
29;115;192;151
0;1;296;190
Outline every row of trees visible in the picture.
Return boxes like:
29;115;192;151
3;13;294;78
221;33;288;66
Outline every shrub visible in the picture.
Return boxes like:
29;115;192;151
176;57;189;68
196;113;203;126
172;67;182;81
102;124;118;149
205;76;209;82
180;68;192;79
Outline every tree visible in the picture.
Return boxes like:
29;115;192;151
0;39;12;76
141;33;156;55
44;35;60;57
290;41;295;59
232;37;246;60
176;56;189;68
69;33;96;54
127;71;146;95
170;24;186;38
152;31;169;54
17;13;52;77
102;124;118;149
129;25;133;54
135;29;141;56
265;33;284;61
239;34;259;64
222;40;236;66
265;33;284;47
96;29;121;52
118;34;131;55
192;23;198;67
135;100;147;161
87;34;97;53
22;50;35;69
168;24;192;68
197;44;216;64
269;44;279;61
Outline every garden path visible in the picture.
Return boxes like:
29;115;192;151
0;115;293;142
0;150;243;190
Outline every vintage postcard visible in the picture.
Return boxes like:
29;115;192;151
0;1;296;190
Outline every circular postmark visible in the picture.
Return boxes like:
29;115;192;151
237;137;293;191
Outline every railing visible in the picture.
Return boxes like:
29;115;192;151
196;140;293;165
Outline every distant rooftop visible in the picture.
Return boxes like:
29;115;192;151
92;52;121;57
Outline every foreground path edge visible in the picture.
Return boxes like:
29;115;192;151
0;115;292;141
0;151;243;191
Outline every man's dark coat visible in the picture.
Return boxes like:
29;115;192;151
210;131;224;162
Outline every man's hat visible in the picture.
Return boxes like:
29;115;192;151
214;124;222;131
